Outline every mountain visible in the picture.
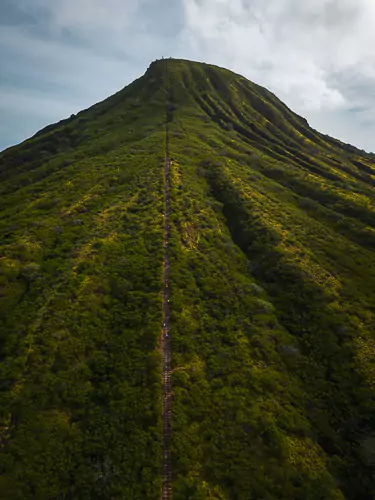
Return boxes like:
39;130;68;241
1;58;375;499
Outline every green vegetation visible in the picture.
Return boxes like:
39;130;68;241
166;59;375;499
1;58;375;499
0;62;167;499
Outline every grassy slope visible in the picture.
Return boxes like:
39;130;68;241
166;59;375;499
1;58;375;500
0;63;166;499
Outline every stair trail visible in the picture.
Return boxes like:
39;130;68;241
161;60;172;500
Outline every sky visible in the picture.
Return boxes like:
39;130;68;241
1;0;375;152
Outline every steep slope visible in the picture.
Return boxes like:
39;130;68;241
0;62;167;499
1;58;375;499
165;59;375;500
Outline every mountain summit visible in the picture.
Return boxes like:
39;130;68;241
1;59;375;499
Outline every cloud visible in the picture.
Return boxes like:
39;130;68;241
181;0;375;151
181;0;349;109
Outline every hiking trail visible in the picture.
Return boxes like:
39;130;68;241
161;59;172;500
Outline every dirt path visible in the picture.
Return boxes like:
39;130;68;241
161;60;172;500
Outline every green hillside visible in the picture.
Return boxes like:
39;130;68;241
1;58;375;499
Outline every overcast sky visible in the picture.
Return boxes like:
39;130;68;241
1;0;375;152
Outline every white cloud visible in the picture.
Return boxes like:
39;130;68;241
181;0;375;150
